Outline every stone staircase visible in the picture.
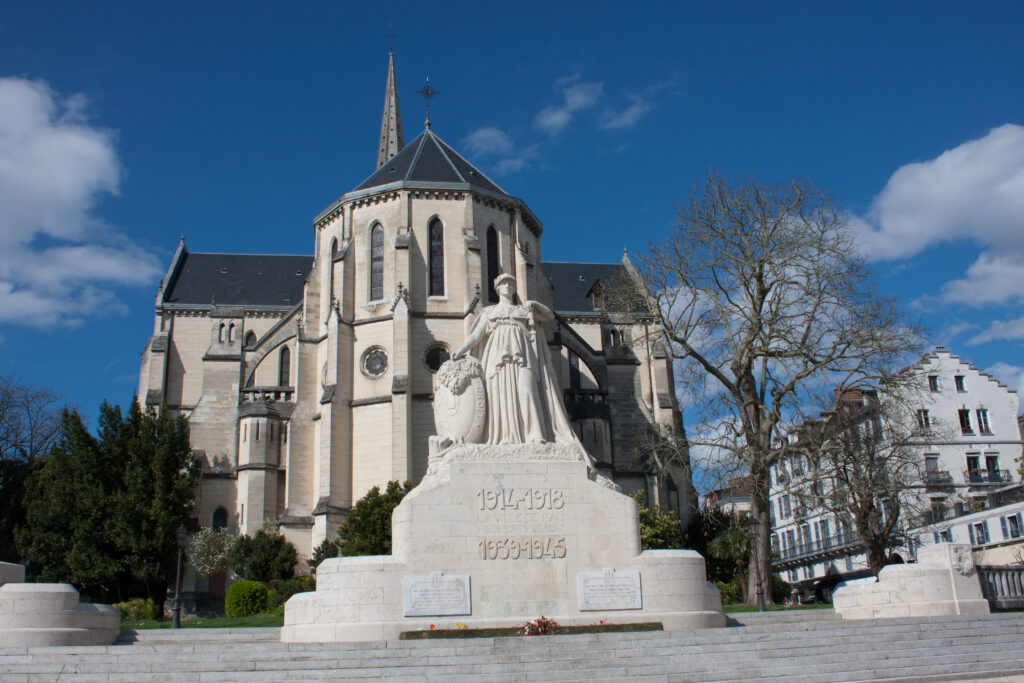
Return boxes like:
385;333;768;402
3;611;1024;682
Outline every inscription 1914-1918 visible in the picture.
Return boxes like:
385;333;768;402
476;488;564;511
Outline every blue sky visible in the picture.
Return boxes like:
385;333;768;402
1;1;1023;423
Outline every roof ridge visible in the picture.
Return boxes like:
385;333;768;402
432;134;508;196
188;252;313;258
404;133;428;182
543;260;622;266
426;130;467;183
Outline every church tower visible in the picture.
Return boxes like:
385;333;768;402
138;50;695;568
376;50;404;169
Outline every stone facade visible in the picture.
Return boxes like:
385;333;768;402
770;347;1023;600
137;55;696;570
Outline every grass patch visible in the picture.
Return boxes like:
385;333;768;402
122;613;284;629
723;603;833;613
401;622;662;639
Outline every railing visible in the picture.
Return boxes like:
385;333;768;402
925;470;953;486
908;508;949;529
774;530;861;563
562;389;610;420
978;565;1024;611
964;469;1011;485
241;386;294;402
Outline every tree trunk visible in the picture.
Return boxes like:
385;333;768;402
746;472;774;606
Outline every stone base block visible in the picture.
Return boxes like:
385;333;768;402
284;444;724;642
0;561;25;586
0;583;120;646
833;543;990;620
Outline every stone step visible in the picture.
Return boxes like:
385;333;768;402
5;614;1024;681
724;607;840;627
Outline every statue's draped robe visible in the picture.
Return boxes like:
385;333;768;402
464;303;586;455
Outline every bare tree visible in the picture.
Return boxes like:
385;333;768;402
0;377;63;561
792;387;931;577
0;377;63;462
617;172;924;604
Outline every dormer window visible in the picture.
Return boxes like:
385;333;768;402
589;280;606;310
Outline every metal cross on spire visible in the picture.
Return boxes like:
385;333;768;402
387;22;396;53
417;77;439;130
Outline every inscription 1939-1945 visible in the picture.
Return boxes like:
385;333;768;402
476;488;564;511
478;536;567;560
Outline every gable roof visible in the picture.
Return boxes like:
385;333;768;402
162;252;313;308
354;129;508;197
543;261;627;313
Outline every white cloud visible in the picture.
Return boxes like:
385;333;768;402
940;252;1024;307
534;76;603;137
462;127;514;157
969;316;1024;345
599;94;654;130
986;362;1024;397
0;77;160;328
461;126;538;176
854;124;1024;261
850;124;1024;308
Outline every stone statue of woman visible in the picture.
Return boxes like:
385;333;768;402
452;274;584;452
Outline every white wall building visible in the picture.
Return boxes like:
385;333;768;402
768;348;1023;600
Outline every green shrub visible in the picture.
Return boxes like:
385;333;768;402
229;520;298;582
337;481;412;556
224;579;271;617
307;538;340;573
268;576;315;606
714;578;743;605
112;597;158;622
771;573;792;603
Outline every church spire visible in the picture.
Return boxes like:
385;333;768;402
376;49;404;170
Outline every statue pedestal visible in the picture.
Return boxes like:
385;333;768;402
282;444;723;642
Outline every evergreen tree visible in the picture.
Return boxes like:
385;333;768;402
229;520;298;582
17;410;124;598
337;481;412;556
111;402;195;599
17;401;194;603
630;490;684;550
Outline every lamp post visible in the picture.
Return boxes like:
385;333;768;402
746;516;766;612
171;524;188;629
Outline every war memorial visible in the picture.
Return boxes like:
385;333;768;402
282;273;724;641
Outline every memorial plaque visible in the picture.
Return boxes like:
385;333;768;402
402;573;471;617
577;569;642;611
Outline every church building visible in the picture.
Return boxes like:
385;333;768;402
137;52;695;562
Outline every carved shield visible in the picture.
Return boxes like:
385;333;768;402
432;357;486;444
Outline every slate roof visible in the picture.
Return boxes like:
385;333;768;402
354;129;508;197
162;252;313;308
543;261;627;313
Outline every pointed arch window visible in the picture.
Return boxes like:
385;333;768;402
244;331;257;349
429;218;444;296
370;224;384;301
279;346;291;387
486;226;499;303
212;507;228;530
329;238;339;301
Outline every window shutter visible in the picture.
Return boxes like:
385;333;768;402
967;524;975;545
1001;516;1009;539
982;520;990;543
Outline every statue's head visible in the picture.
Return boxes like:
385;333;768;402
494;274;516;295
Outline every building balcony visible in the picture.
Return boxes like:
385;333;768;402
964;469;1011;486
241;386;295;403
773;531;862;568
562;389;611;420
924;470;954;488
